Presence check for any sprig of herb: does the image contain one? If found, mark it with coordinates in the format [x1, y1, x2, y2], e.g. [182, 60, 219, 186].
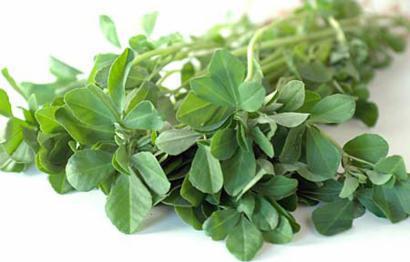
[1, 0, 410, 261]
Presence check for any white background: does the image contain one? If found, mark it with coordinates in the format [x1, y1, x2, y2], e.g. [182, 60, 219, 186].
[1, 1, 410, 261]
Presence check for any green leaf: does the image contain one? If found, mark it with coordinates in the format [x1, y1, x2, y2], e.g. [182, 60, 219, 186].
[191, 50, 244, 108]
[131, 152, 170, 195]
[175, 206, 203, 230]
[298, 61, 332, 83]
[48, 173, 74, 194]
[108, 48, 133, 110]
[0, 88, 12, 117]
[237, 194, 256, 218]
[189, 143, 224, 194]
[238, 81, 265, 112]
[55, 106, 115, 145]
[181, 175, 204, 207]
[99, 15, 121, 48]
[375, 156, 408, 180]
[64, 87, 117, 128]
[263, 216, 293, 244]
[211, 128, 238, 160]
[35, 105, 63, 134]
[339, 174, 360, 198]
[49, 56, 82, 80]
[251, 127, 274, 157]
[277, 80, 305, 112]
[255, 176, 298, 200]
[344, 134, 389, 163]
[270, 112, 309, 128]
[306, 127, 341, 179]
[226, 216, 263, 261]
[312, 199, 354, 236]
[106, 174, 152, 234]
[66, 149, 114, 192]
[252, 196, 279, 231]
[310, 94, 356, 124]
[156, 128, 200, 155]
[366, 170, 392, 185]
[223, 148, 256, 196]
[125, 81, 158, 114]
[176, 92, 232, 131]
[141, 12, 158, 36]
[373, 185, 408, 223]
[279, 124, 306, 163]
[203, 208, 241, 240]
[123, 101, 163, 130]
[395, 180, 410, 214]
[355, 100, 378, 127]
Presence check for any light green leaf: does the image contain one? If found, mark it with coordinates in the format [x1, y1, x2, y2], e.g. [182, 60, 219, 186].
[238, 81, 265, 112]
[203, 208, 241, 240]
[141, 12, 158, 36]
[270, 112, 309, 128]
[344, 134, 389, 164]
[99, 15, 121, 48]
[55, 106, 115, 145]
[66, 149, 114, 191]
[366, 170, 392, 185]
[108, 48, 133, 110]
[156, 128, 200, 155]
[64, 87, 117, 128]
[105, 174, 152, 234]
[277, 80, 305, 112]
[223, 148, 256, 196]
[312, 199, 354, 236]
[189, 143, 224, 194]
[306, 127, 341, 179]
[176, 92, 232, 131]
[310, 94, 355, 124]
[211, 128, 238, 160]
[49, 56, 82, 80]
[0, 88, 12, 117]
[123, 100, 163, 130]
[191, 50, 244, 108]
[251, 127, 274, 158]
[375, 156, 408, 181]
[339, 174, 360, 198]
[131, 152, 170, 195]
[226, 216, 263, 261]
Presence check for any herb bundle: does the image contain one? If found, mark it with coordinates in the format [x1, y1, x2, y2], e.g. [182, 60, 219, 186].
[1, 0, 410, 260]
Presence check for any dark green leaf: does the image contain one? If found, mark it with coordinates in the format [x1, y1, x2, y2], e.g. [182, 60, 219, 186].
[312, 199, 354, 236]
[310, 94, 355, 124]
[344, 134, 388, 164]
[203, 208, 241, 240]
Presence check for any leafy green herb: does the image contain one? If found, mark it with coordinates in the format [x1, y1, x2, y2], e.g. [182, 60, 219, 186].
[1, 1, 410, 261]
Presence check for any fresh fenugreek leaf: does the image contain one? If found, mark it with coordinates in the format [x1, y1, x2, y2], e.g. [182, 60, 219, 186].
[66, 149, 114, 192]
[156, 128, 200, 155]
[105, 173, 152, 234]
[263, 216, 293, 244]
[189, 143, 223, 194]
[131, 152, 170, 195]
[310, 94, 356, 124]
[312, 199, 355, 236]
[0, 88, 13, 117]
[141, 12, 158, 36]
[49, 56, 82, 80]
[211, 127, 238, 160]
[277, 80, 305, 112]
[203, 208, 241, 241]
[226, 216, 263, 261]
[99, 15, 121, 48]
[344, 134, 389, 164]
[123, 100, 163, 130]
